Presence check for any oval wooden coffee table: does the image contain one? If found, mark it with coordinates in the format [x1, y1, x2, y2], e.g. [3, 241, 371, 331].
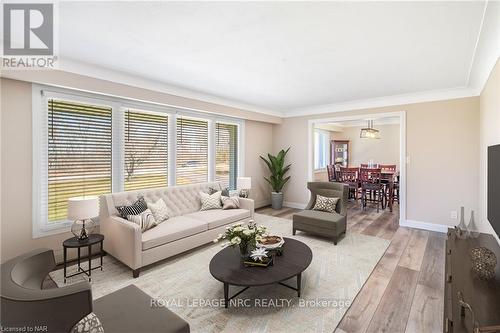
[209, 237, 312, 308]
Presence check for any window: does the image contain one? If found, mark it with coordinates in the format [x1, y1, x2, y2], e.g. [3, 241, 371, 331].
[33, 86, 243, 236]
[215, 122, 238, 190]
[47, 99, 112, 222]
[314, 129, 329, 170]
[176, 117, 209, 185]
[124, 110, 168, 190]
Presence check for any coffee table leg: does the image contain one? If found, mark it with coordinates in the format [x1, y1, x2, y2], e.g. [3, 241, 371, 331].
[100, 241, 103, 271]
[88, 245, 92, 282]
[63, 247, 67, 283]
[77, 247, 81, 271]
[224, 283, 229, 308]
[297, 273, 302, 297]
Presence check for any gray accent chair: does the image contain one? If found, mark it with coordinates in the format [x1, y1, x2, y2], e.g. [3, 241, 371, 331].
[292, 182, 348, 245]
[1, 248, 190, 333]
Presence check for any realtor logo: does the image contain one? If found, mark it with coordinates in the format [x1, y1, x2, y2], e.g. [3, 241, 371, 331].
[3, 3, 53, 55]
[2, 2, 57, 69]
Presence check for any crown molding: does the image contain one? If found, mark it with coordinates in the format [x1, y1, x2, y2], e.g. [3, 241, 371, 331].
[58, 58, 286, 118]
[284, 86, 480, 118]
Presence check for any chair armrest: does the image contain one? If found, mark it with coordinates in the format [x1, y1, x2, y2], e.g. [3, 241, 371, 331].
[100, 216, 142, 269]
[239, 198, 254, 218]
[1, 282, 92, 333]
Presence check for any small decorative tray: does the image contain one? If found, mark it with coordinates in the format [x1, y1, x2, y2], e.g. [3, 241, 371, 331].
[257, 236, 285, 250]
[243, 256, 274, 267]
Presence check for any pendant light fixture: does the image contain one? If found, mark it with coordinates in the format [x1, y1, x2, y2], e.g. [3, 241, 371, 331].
[360, 120, 380, 139]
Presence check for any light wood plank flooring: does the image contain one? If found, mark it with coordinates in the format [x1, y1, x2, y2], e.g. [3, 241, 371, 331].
[256, 201, 446, 333]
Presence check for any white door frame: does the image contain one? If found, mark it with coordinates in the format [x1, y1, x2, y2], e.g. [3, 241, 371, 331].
[307, 111, 407, 224]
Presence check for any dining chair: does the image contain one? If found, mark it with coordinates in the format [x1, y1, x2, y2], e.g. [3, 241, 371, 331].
[380, 164, 399, 206]
[361, 163, 379, 169]
[326, 164, 336, 182]
[379, 164, 396, 172]
[338, 167, 360, 202]
[359, 168, 384, 212]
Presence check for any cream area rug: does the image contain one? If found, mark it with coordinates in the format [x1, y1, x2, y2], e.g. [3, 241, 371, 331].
[50, 213, 389, 333]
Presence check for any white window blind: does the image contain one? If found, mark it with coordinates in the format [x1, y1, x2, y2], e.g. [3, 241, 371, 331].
[176, 117, 209, 185]
[314, 130, 329, 170]
[124, 109, 168, 191]
[215, 122, 238, 190]
[47, 99, 112, 222]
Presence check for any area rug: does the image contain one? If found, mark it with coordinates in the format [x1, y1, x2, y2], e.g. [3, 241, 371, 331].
[50, 213, 389, 333]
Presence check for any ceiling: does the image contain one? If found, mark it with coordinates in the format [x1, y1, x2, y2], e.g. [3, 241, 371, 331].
[54, 1, 498, 116]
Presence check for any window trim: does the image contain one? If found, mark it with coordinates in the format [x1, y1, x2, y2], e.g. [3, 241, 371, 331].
[32, 84, 245, 238]
[313, 129, 330, 171]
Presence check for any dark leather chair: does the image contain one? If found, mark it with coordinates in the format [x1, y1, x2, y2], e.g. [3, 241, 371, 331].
[1, 249, 190, 333]
[292, 182, 348, 245]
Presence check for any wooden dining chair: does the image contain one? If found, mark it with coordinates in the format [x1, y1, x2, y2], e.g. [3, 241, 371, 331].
[380, 164, 399, 205]
[359, 168, 384, 212]
[326, 164, 336, 182]
[379, 164, 396, 172]
[361, 163, 379, 169]
[338, 167, 360, 202]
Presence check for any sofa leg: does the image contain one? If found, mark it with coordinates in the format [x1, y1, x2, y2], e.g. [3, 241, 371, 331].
[133, 268, 141, 278]
[333, 237, 338, 245]
[292, 229, 296, 235]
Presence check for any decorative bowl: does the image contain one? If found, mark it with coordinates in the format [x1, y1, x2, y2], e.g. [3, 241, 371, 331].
[257, 236, 285, 250]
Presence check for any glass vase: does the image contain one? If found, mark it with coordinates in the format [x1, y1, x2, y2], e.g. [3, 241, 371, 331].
[239, 243, 248, 259]
[456, 206, 469, 239]
[468, 210, 480, 238]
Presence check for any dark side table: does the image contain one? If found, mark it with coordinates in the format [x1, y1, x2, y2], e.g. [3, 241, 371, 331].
[63, 234, 104, 283]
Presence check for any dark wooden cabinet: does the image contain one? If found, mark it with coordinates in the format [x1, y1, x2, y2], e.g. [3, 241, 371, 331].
[331, 140, 349, 167]
[444, 230, 500, 332]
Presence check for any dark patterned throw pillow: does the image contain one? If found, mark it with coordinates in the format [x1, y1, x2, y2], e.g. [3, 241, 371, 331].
[116, 196, 148, 219]
[312, 195, 339, 213]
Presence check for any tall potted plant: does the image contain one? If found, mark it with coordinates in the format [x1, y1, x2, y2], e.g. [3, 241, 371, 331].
[260, 148, 291, 209]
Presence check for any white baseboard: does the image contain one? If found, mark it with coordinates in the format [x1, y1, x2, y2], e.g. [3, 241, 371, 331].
[254, 200, 271, 209]
[400, 219, 449, 233]
[283, 201, 307, 209]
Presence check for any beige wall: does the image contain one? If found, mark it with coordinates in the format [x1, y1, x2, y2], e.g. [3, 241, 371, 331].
[245, 120, 274, 208]
[0, 78, 273, 262]
[273, 97, 480, 228]
[331, 124, 400, 168]
[479, 59, 500, 237]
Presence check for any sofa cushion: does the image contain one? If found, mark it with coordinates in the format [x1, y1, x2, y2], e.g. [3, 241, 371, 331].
[142, 216, 207, 250]
[293, 210, 345, 229]
[185, 209, 250, 229]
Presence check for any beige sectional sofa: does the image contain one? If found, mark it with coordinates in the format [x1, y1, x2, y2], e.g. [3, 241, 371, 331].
[99, 182, 254, 277]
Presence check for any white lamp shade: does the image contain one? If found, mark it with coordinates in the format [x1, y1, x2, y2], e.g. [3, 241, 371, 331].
[237, 177, 252, 190]
[67, 196, 99, 220]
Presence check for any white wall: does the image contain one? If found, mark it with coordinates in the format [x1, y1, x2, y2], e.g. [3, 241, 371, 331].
[479, 59, 500, 237]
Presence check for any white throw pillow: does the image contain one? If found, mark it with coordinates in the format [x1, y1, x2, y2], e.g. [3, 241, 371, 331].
[312, 195, 339, 213]
[127, 209, 158, 232]
[200, 191, 222, 211]
[221, 196, 240, 210]
[148, 198, 169, 223]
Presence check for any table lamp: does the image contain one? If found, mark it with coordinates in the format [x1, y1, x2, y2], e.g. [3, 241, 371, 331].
[67, 196, 99, 240]
[237, 177, 252, 198]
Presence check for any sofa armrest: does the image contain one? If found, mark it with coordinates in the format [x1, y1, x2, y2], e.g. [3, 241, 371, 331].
[100, 216, 142, 270]
[239, 198, 254, 218]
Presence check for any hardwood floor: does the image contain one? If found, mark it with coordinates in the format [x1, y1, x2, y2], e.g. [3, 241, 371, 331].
[256, 201, 446, 333]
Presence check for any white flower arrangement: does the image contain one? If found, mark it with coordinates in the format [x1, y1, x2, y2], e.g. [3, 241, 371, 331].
[213, 220, 267, 254]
